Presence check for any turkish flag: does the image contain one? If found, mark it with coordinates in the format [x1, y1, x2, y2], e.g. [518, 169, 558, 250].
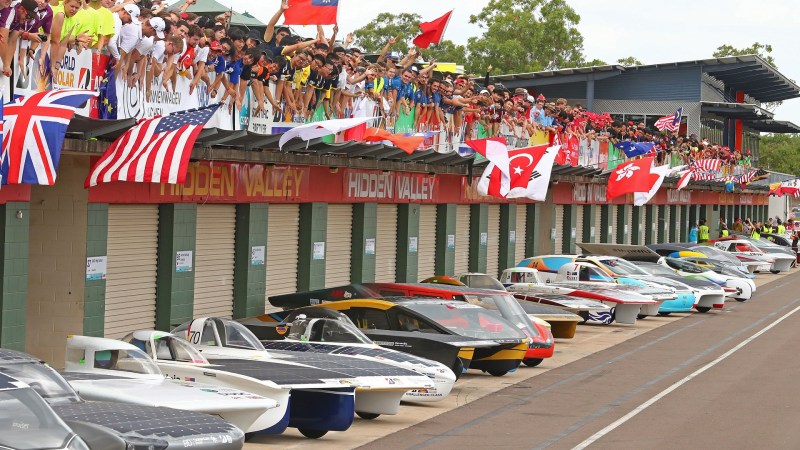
[412, 11, 453, 48]
[606, 157, 661, 200]
[283, 0, 339, 25]
[506, 144, 560, 201]
[362, 127, 425, 154]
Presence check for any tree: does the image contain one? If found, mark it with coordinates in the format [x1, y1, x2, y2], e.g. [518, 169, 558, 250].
[465, 0, 588, 74]
[713, 42, 777, 68]
[419, 40, 467, 65]
[616, 56, 642, 67]
[757, 134, 800, 174]
[352, 13, 421, 53]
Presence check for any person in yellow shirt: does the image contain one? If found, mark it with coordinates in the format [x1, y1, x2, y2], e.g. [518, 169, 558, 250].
[89, 0, 113, 50]
[50, 0, 87, 74]
[698, 219, 710, 243]
[73, 0, 100, 49]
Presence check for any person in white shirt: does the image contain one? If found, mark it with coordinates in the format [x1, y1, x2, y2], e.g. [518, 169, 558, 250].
[107, 3, 140, 74]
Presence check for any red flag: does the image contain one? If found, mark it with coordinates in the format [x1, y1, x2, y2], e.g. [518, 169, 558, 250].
[412, 10, 453, 48]
[362, 127, 425, 154]
[506, 144, 550, 190]
[606, 157, 660, 200]
[467, 137, 511, 197]
[282, 0, 339, 25]
[343, 123, 367, 141]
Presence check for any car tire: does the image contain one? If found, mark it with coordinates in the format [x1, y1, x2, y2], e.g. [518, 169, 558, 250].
[487, 369, 509, 377]
[523, 358, 543, 367]
[696, 306, 711, 313]
[658, 312, 671, 316]
[356, 412, 381, 420]
[637, 314, 647, 320]
[298, 428, 328, 439]
[771, 270, 780, 274]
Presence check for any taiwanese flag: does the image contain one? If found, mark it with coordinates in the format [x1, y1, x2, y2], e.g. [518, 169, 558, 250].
[283, 0, 338, 25]
[606, 157, 661, 200]
[412, 10, 453, 48]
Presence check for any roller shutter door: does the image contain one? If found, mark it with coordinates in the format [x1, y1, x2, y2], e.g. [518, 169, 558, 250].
[575, 206, 584, 246]
[266, 204, 300, 307]
[375, 204, 398, 282]
[611, 205, 619, 244]
[454, 205, 471, 275]
[418, 205, 437, 279]
[663, 207, 671, 243]
[105, 205, 159, 338]
[555, 205, 564, 254]
[486, 205, 500, 278]
[627, 206, 634, 245]
[194, 205, 236, 319]
[325, 204, 353, 287]
[515, 206, 527, 264]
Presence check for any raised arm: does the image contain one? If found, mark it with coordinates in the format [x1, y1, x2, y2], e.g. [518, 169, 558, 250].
[264, 0, 289, 42]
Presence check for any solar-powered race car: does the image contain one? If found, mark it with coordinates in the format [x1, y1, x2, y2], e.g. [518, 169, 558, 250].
[171, 317, 436, 422]
[0, 372, 91, 450]
[295, 298, 529, 376]
[62, 335, 284, 434]
[0, 349, 244, 449]
[239, 307, 457, 402]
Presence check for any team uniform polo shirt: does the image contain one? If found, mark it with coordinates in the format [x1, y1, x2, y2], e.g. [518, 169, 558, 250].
[93, 5, 113, 39]
[73, 6, 100, 46]
[150, 40, 166, 63]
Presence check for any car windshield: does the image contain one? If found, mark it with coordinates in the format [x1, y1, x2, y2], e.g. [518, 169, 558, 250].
[0, 387, 78, 450]
[125, 332, 210, 364]
[459, 275, 506, 291]
[0, 363, 80, 406]
[690, 246, 741, 264]
[596, 258, 648, 276]
[91, 348, 162, 376]
[219, 319, 266, 351]
[638, 263, 677, 277]
[664, 258, 705, 274]
[290, 318, 373, 344]
[463, 294, 539, 338]
[403, 303, 526, 340]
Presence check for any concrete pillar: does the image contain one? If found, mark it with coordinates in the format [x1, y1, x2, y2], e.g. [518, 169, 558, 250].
[499, 204, 517, 272]
[583, 205, 597, 244]
[616, 205, 629, 244]
[600, 205, 613, 243]
[233, 204, 268, 319]
[156, 203, 196, 331]
[297, 203, 327, 291]
[631, 206, 643, 245]
[352, 203, 377, 283]
[396, 204, 420, 282]
[469, 204, 488, 273]
[563, 204, 577, 254]
[434, 204, 456, 276]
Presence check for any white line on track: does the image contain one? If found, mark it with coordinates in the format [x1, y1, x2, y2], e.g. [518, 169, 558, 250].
[572, 303, 800, 450]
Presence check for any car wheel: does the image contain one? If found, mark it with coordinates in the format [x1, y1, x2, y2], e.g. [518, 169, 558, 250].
[578, 311, 590, 324]
[298, 428, 328, 439]
[523, 358, 543, 367]
[696, 306, 711, 313]
[356, 412, 381, 420]
[487, 369, 509, 377]
[771, 270, 780, 274]
[658, 312, 671, 316]
[637, 314, 647, 319]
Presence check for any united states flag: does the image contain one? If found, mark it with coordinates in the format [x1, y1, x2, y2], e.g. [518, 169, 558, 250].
[2, 90, 97, 185]
[691, 158, 722, 172]
[654, 107, 682, 132]
[86, 104, 220, 187]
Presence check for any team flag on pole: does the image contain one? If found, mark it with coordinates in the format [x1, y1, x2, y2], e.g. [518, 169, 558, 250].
[85, 104, 220, 187]
[633, 163, 670, 206]
[2, 90, 97, 185]
[282, 0, 339, 25]
[654, 107, 682, 132]
[412, 10, 453, 48]
[606, 157, 662, 201]
[467, 137, 512, 198]
[505, 144, 559, 201]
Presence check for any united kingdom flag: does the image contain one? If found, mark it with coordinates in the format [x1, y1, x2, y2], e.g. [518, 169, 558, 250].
[1, 90, 97, 185]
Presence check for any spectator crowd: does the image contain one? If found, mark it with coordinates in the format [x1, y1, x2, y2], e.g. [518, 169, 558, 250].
[0, 0, 754, 172]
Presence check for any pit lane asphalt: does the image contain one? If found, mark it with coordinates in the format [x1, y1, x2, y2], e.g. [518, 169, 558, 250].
[245, 270, 799, 449]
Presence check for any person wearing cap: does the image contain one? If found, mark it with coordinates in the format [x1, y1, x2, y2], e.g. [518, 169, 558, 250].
[12, 0, 53, 75]
[0, 0, 39, 76]
[106, 1, 141, 75]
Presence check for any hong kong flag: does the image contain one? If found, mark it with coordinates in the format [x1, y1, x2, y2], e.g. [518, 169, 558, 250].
[606, 157, 661, 200]
[283, 0, 338, 25]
